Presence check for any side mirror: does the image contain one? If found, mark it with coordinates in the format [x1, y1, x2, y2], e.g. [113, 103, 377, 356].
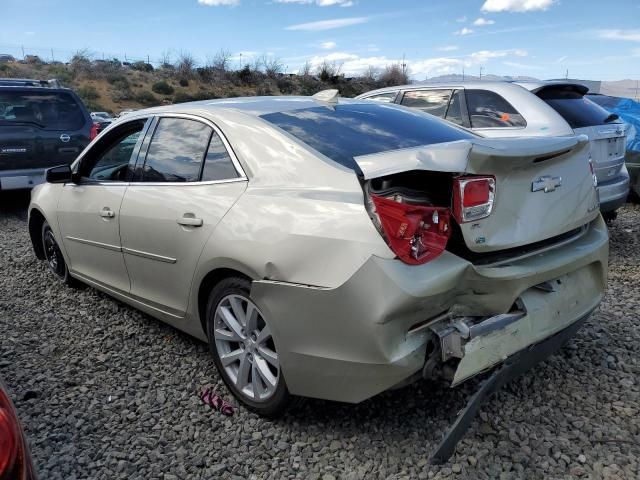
[45, 165, 73, 184]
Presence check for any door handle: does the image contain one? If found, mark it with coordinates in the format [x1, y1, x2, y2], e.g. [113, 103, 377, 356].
[100, 208, 115, 218]
[177, 214, 203, 227]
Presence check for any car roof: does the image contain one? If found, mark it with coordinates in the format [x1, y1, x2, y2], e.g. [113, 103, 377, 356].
[131, 95, 371, 118]
[356, 81, 531, 98]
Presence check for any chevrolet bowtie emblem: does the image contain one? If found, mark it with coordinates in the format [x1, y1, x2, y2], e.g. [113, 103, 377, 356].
[532, 175, 562, 193]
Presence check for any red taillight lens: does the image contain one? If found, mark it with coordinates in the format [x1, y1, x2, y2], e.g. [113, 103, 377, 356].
[89, 122, 99, 140]
[453, 176, 496, 223]
[0, 390, 22, 480]
[371, 195, 451, 265]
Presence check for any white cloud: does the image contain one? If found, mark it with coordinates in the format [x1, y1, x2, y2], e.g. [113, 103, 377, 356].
[435, 45, 459, 52]
[473, 17, 495, 26]
[454, 28, 474, 36]
[197, 0, 240, 5]
[302, 48, 529, 78]
[481, 0, 556, 12]
[275, 0, 354, 5]
[456, 16, 467, 23]
[597, 29, 640, 42]
[320, 41, 337, 49]
[286, 16, 369, 30]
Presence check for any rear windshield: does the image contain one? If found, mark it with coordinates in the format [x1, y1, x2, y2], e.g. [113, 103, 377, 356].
[0, 90, 85, 130]
[261, 103, 474, 170]
[536, 87, 614, 129]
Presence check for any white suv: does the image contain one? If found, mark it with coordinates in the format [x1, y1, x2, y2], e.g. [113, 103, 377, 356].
[357, 81, 629, 219]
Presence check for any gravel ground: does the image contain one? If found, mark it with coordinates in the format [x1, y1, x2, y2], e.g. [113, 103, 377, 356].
[1, 191, 639, 480]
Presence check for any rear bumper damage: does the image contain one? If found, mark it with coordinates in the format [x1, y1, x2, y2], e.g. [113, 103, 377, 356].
[251, 215, 608, 403]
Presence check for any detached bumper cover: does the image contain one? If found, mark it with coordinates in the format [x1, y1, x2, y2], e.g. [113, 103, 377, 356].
[251, 216, 608, 403]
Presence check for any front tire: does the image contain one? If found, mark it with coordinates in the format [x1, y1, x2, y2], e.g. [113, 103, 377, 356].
[206, 277, 291, 417]
[41, 221, 81, 288]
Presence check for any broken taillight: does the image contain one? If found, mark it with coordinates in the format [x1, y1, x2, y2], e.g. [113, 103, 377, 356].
[371, 195, 451, 265]
[452, 176, 496, 223]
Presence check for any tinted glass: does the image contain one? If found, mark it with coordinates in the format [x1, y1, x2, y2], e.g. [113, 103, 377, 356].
[401, 89, 452, 117]
[0, 91, 85, 130]
[261, 103, 475, 170]
[537, 88, 615, 128]
[445, 90, 464, 126]
[201, 132, 239, 181]
[466, 89, 526, 128]
[143, 118, 211, 182]
[366, 92, 397, 103]
[88, 131, 142, 181]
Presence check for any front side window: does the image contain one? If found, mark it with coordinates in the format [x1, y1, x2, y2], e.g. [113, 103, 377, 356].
[465, 89, 527, 128]
[261, 103, 475, 170]
[79, 119, 147, 181]
[0, 91, 85, 130]
[142, 118, 211, 182]
[401, 89, 453, 117]
[365, 92, 398, 103]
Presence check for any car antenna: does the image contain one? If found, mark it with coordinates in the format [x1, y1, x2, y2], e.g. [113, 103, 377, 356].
[312, 89, 339, 109]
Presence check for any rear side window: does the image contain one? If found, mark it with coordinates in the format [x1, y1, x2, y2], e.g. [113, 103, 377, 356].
[261, 103, 475, 170]
[0, 91, 85, 130]
[401, 89, 452, 117]
[466, 89, 526, 128]
[364, 92, 397, 103]
[445, 90, 465, 126]
[537, 87, 614, 128]
[143, 117, 211, 182]
[201, 132, 239, 181]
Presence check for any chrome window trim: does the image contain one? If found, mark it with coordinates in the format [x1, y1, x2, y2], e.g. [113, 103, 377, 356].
[138, 112, 248, 183]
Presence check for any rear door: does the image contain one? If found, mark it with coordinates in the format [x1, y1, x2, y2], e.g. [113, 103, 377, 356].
[535, 85, 626, 183]
[119, 115, 247, 316]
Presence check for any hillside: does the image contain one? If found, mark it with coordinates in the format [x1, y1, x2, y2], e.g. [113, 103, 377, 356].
[0, 54, 404, 115]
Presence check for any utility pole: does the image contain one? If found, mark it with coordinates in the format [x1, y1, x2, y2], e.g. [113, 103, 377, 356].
[462, 67, 465, 81]
[147, 54, 150, 64]
[21, 45, 25, 60]
[565, 68, 568, 80]
[51, 48, 54, 62]
[479, 66, 483, 80]
[401, 53, 407, 77]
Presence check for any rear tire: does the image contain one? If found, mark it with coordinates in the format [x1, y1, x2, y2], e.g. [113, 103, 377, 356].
[41, 221, 82, 288]
[206, 277, 292, 417]
[602, 210, 617, 224]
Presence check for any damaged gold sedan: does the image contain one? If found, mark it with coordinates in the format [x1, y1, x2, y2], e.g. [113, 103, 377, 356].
[28, 92, 607, 428]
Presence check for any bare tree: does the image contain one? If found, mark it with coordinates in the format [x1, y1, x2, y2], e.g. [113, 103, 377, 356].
[300, 61, 313, 78]
[176, 50, 196, 78]
[380, 63, 409, 87]
[210, 48, 232, 72]
[364, 65, 380, 82]
[317, 60, 342, 82]
[159, 50, 173, 69]
[261, 54, 283, 78]
[70, 48, 94, 76]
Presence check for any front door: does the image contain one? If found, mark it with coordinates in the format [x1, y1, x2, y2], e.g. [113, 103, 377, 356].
[57, 118, 148, 291]
[119, 115, 246, 316]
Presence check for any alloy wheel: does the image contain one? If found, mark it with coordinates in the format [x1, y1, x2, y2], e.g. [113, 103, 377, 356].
[213, 294, 279, 401]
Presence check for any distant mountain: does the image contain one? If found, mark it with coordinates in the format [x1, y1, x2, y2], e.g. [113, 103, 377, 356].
[422, 74, 539, 83]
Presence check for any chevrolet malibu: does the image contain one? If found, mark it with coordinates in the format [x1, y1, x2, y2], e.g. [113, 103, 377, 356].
[28, 94, 608, 416]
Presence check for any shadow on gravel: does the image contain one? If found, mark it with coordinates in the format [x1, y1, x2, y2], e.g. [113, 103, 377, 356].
[0, 190, 30, 220]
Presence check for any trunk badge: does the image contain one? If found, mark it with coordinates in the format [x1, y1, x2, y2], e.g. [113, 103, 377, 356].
[59, 134, 71, 143]
[532, 175, 562, 193]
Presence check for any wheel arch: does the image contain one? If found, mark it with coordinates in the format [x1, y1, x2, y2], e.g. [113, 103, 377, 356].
[197, 266, 253, 337]
[28, 207, 48, 259]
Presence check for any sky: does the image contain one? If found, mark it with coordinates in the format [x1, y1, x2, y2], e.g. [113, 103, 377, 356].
[1, 0, 639, 81]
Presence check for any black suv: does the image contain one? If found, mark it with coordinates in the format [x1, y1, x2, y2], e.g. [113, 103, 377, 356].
[0, 78, 95, 190]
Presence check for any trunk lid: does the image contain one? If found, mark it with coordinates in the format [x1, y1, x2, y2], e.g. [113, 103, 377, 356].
[574, 124, 626, 183]
[356, 135, 599, 254]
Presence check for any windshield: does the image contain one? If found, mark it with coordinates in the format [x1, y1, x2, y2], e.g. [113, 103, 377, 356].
[0, 90, 85, 130]
[536, 87, 615, 129]
[261, 103, 475, 170]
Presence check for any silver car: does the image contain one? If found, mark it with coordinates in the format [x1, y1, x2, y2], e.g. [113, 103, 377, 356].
[28, 94, 608, 415]
[357, 81, 629, 219]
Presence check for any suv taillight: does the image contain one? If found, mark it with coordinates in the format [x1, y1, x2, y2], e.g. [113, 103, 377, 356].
[371, 195, 451, 265]
[452, 176, 496, 223]
[90, 123, 99, 140]
[0, 389, 23, 480]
